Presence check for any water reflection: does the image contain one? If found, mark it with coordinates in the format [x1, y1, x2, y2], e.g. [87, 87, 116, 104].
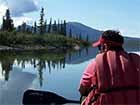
[0, 67, 36, 105]
[0, 45, 138, 86]
[0, 51, 15, 81]
[0, 47, 97, 86]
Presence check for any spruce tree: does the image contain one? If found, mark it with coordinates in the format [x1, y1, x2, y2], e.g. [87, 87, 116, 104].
[57, 19, 60, 33]
[60, 20, 64, 35]
[69, 28, 72, 38]
[48, 18, 52, 33]
[63, 20, 67, 36]
[31, 26, 34, 33]
[21, 22, 26, 33]
[2, 16, 6, 31]
[17, 26, 21, 32]
[34, 21, 37, 34]
[52, 20, 57, 33]
[39, 7, 44, 34]
[2, 9, 14, 31]
[44, 20, 47, 33]
[26, 27, 31, 33]
[59, 20, 67, 36]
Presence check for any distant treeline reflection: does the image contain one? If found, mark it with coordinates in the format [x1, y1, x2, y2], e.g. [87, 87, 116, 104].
[0, 45, 139, 87]
[0, 48, 93, 87]
[0, 50, 67, 81]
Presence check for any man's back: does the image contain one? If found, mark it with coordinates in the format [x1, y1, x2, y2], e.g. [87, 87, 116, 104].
[94, 50, 140, 105]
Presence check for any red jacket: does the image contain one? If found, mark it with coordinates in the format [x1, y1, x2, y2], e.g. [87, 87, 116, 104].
[80, 51, 140, 105]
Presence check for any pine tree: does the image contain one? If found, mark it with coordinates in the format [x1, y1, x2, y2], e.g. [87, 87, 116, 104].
[63, 20, 67, 36]
[17, 26, 21, 32]
[2, 16, 6, 31]
[2, 9, 14, 31]
[34, 21, 37, 34]
[31, 26, 34, 33]
[21, 22, 26, 33]
[48, 18, 52, 33]
[39, 7, 45, 34]
[69, 28, 72, 38]
[52, 20, 57, 33]
[60, 20, 64, 34]
[57, 19, 60, 33]
[59, 20, 67, 35]
[26, 27, 31, 33]
[44, 20, 47, 33]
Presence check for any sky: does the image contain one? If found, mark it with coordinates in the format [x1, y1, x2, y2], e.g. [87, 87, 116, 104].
[0, 0, 140, 37]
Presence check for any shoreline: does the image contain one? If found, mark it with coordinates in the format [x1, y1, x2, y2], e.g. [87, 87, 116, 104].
[0, 45, 81, 51]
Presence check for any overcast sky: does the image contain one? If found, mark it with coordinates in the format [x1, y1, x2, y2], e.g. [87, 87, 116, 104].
[0, 0, 140, 37]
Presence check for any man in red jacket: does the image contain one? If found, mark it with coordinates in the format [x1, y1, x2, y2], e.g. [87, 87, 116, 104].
[79, 30, 140, 105]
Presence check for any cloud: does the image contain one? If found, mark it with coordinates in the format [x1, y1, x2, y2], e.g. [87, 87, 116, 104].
[0, 1, 8, 24]
[6, 0, 39, 17]
[0, 4, 7, 16]
[0, 0, 39, 26]
[13, 17, 33, 27]
[0, 0, 39, 17]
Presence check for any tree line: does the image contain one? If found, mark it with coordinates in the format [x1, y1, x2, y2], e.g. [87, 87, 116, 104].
[0, 7, 90, 46]
[0, 8, 67, 36]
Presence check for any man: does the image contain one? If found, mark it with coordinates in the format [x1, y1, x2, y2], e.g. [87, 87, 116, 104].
[79, 30, 140, 105]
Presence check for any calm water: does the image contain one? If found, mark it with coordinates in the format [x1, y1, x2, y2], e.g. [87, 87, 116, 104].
[0, 46, 139, 105]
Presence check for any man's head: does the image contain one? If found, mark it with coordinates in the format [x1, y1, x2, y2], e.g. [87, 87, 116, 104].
[93, 30, 124, 52]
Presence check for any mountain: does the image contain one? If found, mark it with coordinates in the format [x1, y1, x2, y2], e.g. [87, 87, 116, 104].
[66, 22, 140, 48]
[66, 22, 102, 42]
[123, 36, 140, 51]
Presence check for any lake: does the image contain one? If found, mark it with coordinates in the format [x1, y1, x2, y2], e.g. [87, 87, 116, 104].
[0, 46, 139, 105]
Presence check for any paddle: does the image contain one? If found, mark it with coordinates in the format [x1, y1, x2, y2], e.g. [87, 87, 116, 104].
[22, 89, 80, 105]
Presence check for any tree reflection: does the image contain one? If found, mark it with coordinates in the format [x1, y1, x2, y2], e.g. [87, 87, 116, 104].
[36, 60, 46, 87]
[0, 47, 92, 87]
[0, 46, 138, 87]
[0, 50, 67, 87]
[0, 51, 15, 81]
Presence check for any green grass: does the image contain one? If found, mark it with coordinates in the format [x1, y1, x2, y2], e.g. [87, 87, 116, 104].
[0, 31, 90, 49]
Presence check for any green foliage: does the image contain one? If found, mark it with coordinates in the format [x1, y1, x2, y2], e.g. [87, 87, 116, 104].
[48, 18, 52, 33]
[34, 21, 37, 33]
[59, 20, 66, 36]
[1, 9, 14, 31]
[52, 20, 57, 33]
[39, 7, 45, 34]
[0, 32, 33, 46]
[0, 32, 90, 49]
[69, 28, 72, 38]
[63, 20, 67, 36]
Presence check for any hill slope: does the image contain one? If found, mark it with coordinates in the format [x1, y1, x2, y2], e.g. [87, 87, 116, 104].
[66, 22, 102, 42]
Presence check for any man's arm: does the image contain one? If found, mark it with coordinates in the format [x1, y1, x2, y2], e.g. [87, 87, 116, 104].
[78, 60, 97, 96]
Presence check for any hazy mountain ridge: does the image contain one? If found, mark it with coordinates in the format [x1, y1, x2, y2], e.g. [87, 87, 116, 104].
[67, 22, 140, 42]
[66, 22, 102, 42]
[123, 37, 140, 51]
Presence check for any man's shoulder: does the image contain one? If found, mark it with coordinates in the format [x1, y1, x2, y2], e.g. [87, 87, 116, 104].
[128, 52, 140, 68]
[89, 59, 97, 65]
[128, 52, 140, 58]
[95, 52, 105, 58]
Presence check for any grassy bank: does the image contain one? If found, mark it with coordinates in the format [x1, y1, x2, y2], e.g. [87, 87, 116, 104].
[0, 31, 90, 50]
